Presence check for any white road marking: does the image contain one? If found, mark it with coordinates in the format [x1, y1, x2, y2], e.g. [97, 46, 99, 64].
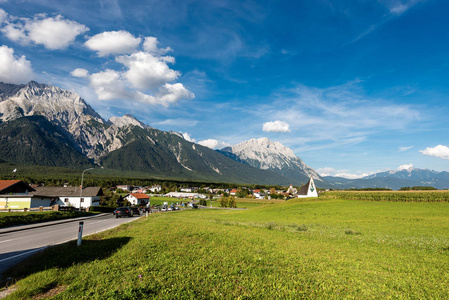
[0, 247, 47, 263]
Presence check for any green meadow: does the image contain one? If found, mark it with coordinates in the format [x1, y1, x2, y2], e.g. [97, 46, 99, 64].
[2, 198, 449, 299]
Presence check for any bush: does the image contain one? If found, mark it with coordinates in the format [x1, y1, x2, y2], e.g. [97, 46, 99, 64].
[198, 199, 208, 206]
[219, 196, 237, 208]
[89, 206, 115, 213]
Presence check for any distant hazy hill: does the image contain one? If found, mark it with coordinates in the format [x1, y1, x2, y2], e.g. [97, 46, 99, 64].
[324, 167, 449, 190]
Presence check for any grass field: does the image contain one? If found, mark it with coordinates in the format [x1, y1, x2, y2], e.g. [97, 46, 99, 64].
[2, 197, 449, 299]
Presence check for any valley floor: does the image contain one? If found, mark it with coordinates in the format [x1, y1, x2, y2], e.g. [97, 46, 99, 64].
[2, 198, 449, 299]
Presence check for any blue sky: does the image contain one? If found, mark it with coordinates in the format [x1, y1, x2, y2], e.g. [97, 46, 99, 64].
[1, 0, 449, 178]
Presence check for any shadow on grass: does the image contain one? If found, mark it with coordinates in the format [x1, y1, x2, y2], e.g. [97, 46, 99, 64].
[0, 236, 131, 288]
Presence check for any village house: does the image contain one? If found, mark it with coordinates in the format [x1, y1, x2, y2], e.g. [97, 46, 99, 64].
[0, 180, 40, 209]
[286, 185, 298, 196]
[229, 189, 237, 196]
[32, 186, 103, 209]
[148, 185, 162, 193]
[252, 189, 268, 199]
[0, 180, 102, 210]
[125, 193, 150, 206]
[116, 185, 132, 192]
[164, 192, 207, 199]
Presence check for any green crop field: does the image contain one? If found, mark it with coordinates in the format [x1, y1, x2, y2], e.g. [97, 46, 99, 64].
[2, 197, 449, 299]
[322, 190, 449, 202]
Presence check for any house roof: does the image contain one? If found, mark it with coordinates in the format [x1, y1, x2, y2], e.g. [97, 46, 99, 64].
[298, 178, 312, 195]
[0, 180, 35, 194]
[129, 193, 150, 199]
[286, 185, 297, 195]
[32, 186, 103, 197]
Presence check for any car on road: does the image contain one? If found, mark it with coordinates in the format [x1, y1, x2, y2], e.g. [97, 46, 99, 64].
[131, 207, 140, 215]
[115, 207, 133, 218]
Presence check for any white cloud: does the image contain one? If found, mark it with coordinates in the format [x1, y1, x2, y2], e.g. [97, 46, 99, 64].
[80, 30, 193, 106]
[262, 120, 291, 133]
[316, 167, 374, 179]
[0, 8, 7, 24]
[198, 139, 231, 149]
[399, 146, 414, 152]
[143, 36, 172, 55]
[26, 15, 88, 49]
[2, 14, 88, 49]
[84, 31, 141, 57]
[181, 132, 196, 143]
[0, 45, 33, 84]
[386, 0, 425, 15]
[398, 163, 413, 171]
[116, 51, 179, 90]
[258, 82, 421, 151]
[136, 83, 194, 106]
[89, 69, 129, 100]
[1, 23, 27, 44]
[419, 145, 449, 160]
[70, 68, 89, 78]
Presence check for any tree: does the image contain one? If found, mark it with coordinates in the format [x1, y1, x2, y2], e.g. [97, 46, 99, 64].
[219, 196, 236, 208]
[236, 189, 248, 198]
[100, 188, 121, 207]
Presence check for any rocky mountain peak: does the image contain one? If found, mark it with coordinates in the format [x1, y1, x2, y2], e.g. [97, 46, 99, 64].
[222, 137, 322, 183]
[0, 81, 104, 124]
[108, 114, 150, 129]
[230, 137, 297, 161]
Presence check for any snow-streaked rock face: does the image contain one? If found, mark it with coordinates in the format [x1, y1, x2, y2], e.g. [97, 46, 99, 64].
[0, 81, 103, 124]
[0, 81, 138, 160]
[225, 137, 322, 181]
[109, 114, 150, 129]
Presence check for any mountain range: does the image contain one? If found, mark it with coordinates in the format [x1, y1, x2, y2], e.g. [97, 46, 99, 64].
[0, 81, 298, 185]
[324, 167, 449, 190]
[1, 81, 449, 189]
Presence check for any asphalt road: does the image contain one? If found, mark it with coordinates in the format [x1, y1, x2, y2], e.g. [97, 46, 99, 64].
[0, 213, 140, 277]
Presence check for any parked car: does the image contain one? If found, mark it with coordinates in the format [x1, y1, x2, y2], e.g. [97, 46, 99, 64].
[142, 207, 151, 213]
[115, 207, 133, 218]
[131, 207, 140, 215]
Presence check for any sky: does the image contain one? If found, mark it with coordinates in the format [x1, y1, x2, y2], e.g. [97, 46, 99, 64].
[1, 0, 449, 179]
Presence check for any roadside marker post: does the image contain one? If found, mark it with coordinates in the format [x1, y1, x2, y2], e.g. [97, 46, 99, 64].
[77, 221, 84, 247]
[146, 210, 148, 217]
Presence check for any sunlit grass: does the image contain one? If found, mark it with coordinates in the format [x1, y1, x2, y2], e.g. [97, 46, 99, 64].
[3, 198, 449, 299]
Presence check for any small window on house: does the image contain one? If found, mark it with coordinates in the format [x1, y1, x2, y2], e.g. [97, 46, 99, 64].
[64, 198, 68, 203]
[80, 198, 84, 203]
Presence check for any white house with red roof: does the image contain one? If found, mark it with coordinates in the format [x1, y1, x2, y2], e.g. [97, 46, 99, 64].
[125, 193, 150, 206]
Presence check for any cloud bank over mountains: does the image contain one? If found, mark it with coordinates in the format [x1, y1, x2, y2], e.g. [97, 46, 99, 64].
[0, 8, 194, 107]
